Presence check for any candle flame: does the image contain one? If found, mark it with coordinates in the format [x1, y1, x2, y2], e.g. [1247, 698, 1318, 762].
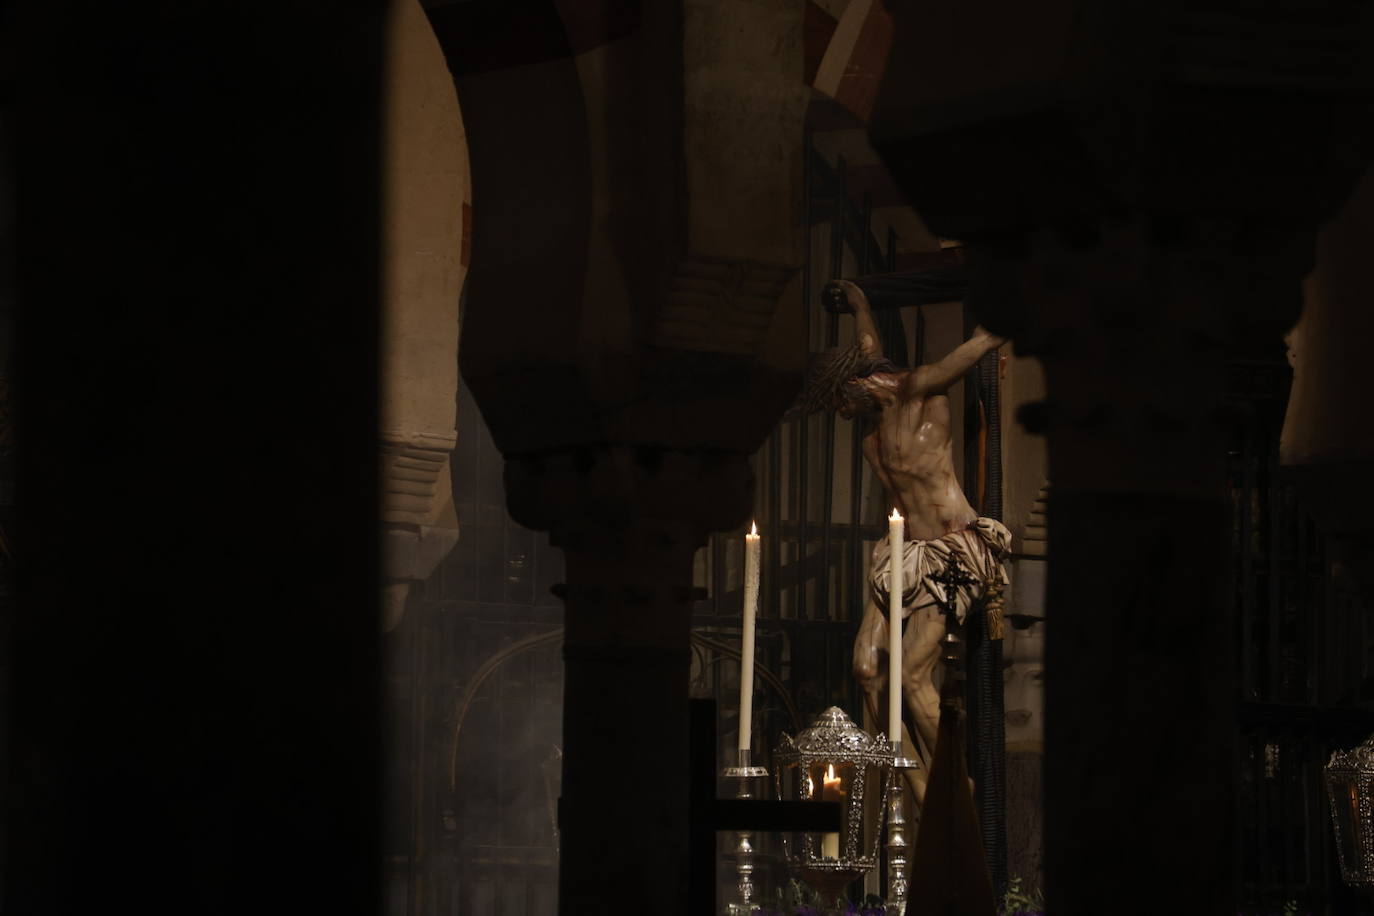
[890, 508, 903, 521]
[826, 763, 836, 781]
[749, 521, 758, 536]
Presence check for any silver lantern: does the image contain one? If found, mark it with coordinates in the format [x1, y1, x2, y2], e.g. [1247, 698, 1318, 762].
[774, 707, 893, 905]
[1327, 735, 1374, 896]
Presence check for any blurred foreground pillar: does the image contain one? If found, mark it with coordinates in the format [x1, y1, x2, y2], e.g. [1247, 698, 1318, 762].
[864, 1, 1374, 909]
[5, 2, 386, 913]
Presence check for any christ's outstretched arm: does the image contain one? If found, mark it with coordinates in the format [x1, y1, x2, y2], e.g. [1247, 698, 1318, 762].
[910, 326, 1005, 395]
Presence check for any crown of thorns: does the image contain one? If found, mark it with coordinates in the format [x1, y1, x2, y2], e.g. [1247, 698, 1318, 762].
[793, 342, 898, 415]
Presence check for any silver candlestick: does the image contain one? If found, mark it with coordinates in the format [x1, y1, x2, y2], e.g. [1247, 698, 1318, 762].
[723, 748, 769, 915]
[885, 741, 919, 916]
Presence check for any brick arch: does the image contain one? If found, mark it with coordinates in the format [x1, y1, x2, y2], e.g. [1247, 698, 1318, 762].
[810, 0, 895, 123]
[382, 0, 632, 631]
[379, 0, 471, 632]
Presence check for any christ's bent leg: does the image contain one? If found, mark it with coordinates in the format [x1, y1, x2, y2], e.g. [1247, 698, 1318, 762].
[854, 599, 925, 803]
[852, 598, 887, 737]
[901, 604, 945, 765]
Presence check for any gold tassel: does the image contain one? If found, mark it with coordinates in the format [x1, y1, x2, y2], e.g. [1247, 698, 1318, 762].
[984, 579, 1005, 641]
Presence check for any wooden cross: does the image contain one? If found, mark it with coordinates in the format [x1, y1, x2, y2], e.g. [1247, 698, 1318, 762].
[821, 251, 970, 313]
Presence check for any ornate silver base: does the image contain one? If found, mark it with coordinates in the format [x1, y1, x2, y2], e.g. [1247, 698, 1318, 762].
[886, 744, 919, 916]
[723, 749, 769, 914]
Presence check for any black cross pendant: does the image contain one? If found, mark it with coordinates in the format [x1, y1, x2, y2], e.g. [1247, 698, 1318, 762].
[925, 554, 978, 622]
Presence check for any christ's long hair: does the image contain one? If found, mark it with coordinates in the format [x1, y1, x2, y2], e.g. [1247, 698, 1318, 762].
[792, 342, 898, 417]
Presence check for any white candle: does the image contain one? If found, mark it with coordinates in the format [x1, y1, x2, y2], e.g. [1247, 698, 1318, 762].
[738, 522, 761, 753]
[888, 508, 904, 749]
[820, 763, 843, 858]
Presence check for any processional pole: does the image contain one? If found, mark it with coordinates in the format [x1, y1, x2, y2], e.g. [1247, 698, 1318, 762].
[904, 558, 998, 914]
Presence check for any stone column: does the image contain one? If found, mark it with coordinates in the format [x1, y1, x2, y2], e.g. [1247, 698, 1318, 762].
[427, 4, 810, 913]
[506, 446, 753, 911]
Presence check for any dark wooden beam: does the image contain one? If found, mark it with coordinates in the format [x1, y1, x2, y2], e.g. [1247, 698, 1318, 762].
[688, 698, 842, 912]
[714, 799, 843, 832]
[822, 258, 969, 312]
[806, 95, 865, 132]
[893, 247, 967, 274]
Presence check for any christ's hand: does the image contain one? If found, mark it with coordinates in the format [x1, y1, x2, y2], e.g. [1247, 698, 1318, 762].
[837, 280, 882, 358]
[837, 279, 871, 314]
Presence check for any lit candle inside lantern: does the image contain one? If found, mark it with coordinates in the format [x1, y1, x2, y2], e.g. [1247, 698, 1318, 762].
[738, 522, 761, 754]
[821, 763, 843, 858]
[888, 509, 904, 749]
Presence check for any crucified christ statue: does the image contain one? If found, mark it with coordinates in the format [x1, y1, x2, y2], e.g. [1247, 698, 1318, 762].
[800, 280, 1010, 810]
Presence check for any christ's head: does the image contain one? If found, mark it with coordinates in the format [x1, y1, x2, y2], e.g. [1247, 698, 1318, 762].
[836, 376, 885, 419]
[796, 343, 899, 417]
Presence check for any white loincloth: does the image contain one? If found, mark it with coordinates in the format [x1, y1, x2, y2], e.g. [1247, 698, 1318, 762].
[868, 517, 1012, 626]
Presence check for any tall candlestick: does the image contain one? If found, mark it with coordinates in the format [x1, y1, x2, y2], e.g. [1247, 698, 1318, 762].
[738, 522, 761, 753]
[888, 509, 904, 748]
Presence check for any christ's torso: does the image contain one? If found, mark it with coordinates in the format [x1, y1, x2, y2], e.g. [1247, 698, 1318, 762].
[860, 373, 977, 542]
